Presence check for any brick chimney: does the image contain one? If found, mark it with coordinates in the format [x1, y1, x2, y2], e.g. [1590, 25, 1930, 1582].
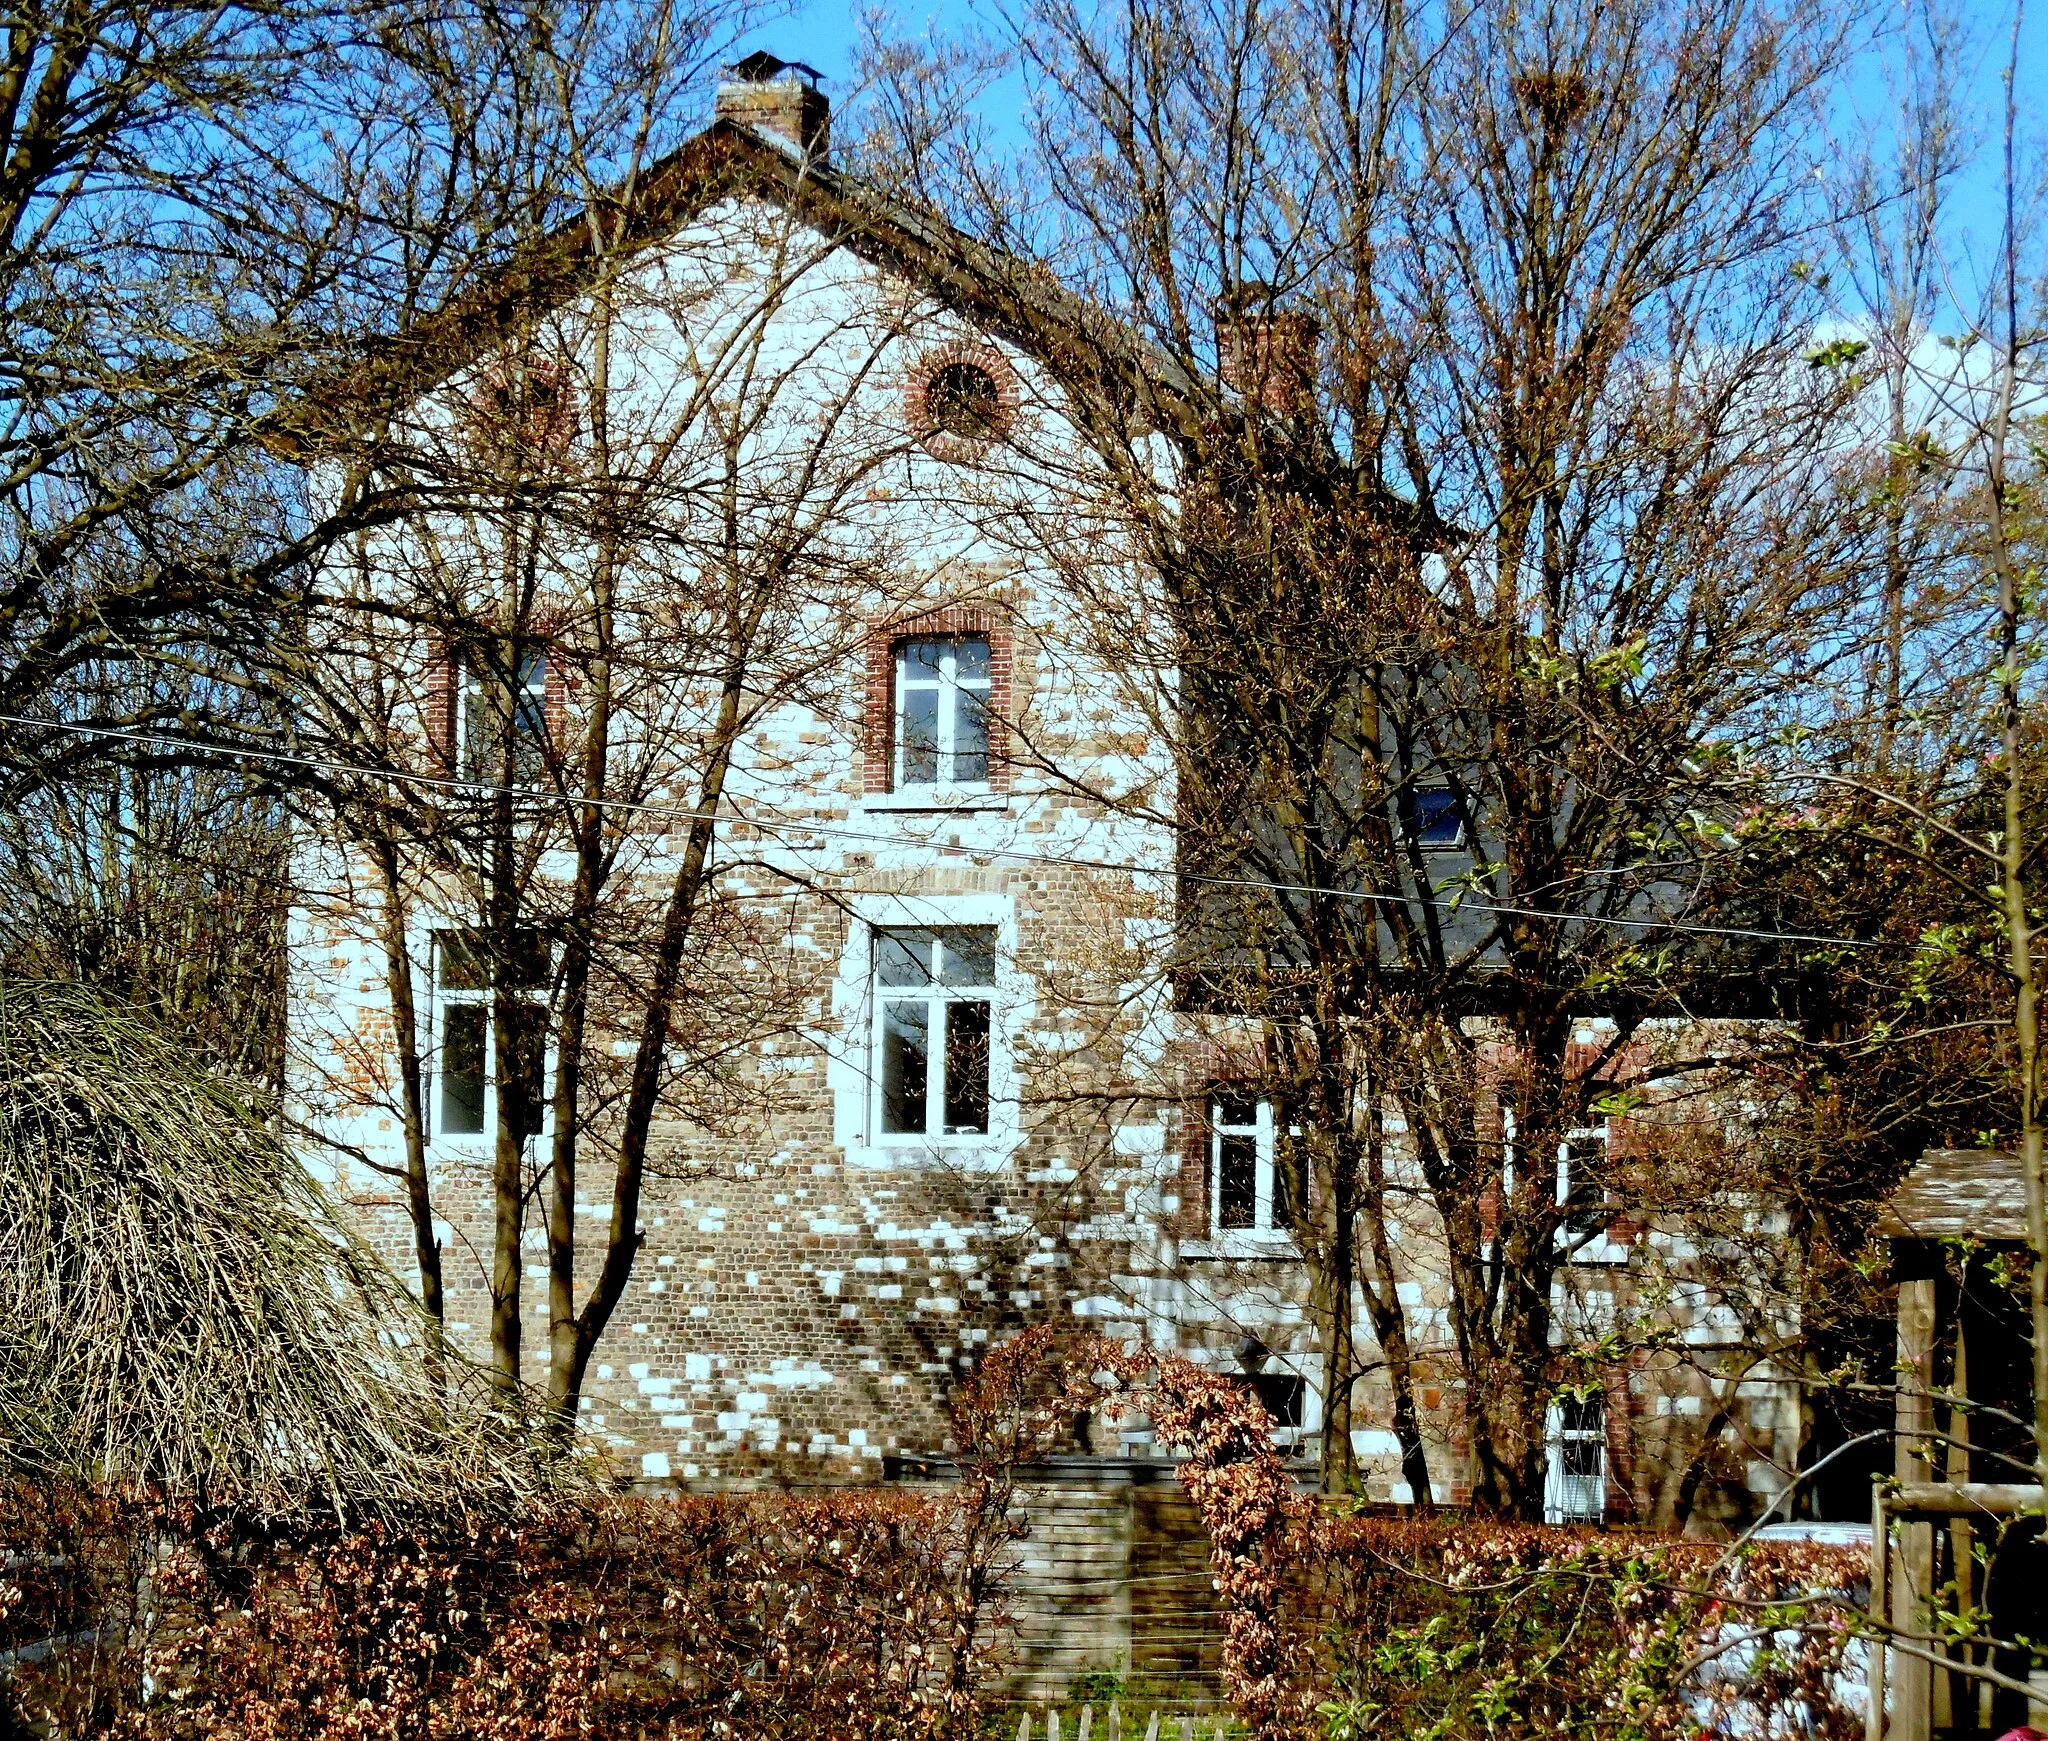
[1216, 281, 1320, 416]
[715, 52, 829, 161]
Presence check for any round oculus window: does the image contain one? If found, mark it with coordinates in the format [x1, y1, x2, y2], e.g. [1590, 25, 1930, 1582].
[924, 361, 1005, 440]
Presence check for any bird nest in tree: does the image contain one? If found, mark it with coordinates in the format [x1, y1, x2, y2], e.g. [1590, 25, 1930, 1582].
[0, 979, 574, 1520]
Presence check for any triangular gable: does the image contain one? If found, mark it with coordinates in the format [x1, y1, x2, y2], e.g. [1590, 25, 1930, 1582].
[272, 120, 1192, 456]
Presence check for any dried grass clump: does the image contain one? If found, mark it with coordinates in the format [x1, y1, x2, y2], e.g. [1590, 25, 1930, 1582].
[0, 978, 572, 1519]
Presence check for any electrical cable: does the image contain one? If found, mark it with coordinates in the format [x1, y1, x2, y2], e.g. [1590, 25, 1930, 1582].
[1, 713, 1913, 952]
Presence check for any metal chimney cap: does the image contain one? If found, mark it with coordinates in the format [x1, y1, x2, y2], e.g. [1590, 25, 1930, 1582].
[723, 51, 825, 87]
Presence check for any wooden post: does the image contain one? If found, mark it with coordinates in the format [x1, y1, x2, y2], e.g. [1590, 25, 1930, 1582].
[1870, 1485, 1889, 1741]
[1947, 1324, 1986, 1732]
[1893, 1277, 1937, 1741]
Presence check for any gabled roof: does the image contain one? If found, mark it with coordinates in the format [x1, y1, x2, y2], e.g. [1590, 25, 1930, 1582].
[273, 119, 1196, 455]
[1878, 1148, 2027, 1243]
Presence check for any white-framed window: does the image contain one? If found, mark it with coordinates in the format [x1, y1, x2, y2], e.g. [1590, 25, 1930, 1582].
[1557, 1121, 1628, 1262]
[875, 925, 996, 1140]
[895, 635, 990, 789]
[1543, 1393, 1608, 1524]
[1402, 785, 1465, 848]
[433, 927, 549, 1139]
[458, 648, 548, 783]
[1211, 1098, 1302, 1237]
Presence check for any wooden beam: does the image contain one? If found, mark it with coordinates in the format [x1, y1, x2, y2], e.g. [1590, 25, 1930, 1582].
[1889, 1483, 2046, 1517]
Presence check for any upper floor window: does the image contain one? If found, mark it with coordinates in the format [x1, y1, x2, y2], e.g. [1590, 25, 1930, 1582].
[1212, 1097, 1301, 1236]
[434, 927, 548, 1139]
[875, 925, 995, 1140]
[896, 635, 990, 790]
[908, 344, 1018, 461]
[459, 649, 548, 784]
[1402, 785, 1464, 848]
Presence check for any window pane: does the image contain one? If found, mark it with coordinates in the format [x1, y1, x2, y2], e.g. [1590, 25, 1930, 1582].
[437, 931, 488, 991]
[1218, 1132, 1257, 1229]
[1559, 1133, 1608, 1235]
[876, 929, 934, 986]
[1274, 1139, 1304, 1230]
[1560, 1436, 1605, 1478]
[500, 928, 550, 990]
[943, 999, 990, 1134]
[1251, 1373, 1305, 1429]
[1560, 1394, 1603, 1434]
[1214, 1098, 1257, 1131]
[440, 1004, 487, 1134]
[899, 637, 946, 681]
[881, 1000, 930, 1134]
[1406, 787, 1463, 846]
[953, 634, 990, 683]
[936, 927, 996, 987]
[950, 686, 989, 783]
[500, 1001, 548, 1139]
[511, 669, 547, 779]
[460, 687, 494, 780]
[899, 685, 939, 785]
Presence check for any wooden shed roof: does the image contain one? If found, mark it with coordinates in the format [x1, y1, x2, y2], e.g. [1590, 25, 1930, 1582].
[1877, 1149, 2029, 1243]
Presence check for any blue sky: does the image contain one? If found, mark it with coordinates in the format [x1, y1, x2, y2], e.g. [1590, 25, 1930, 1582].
[731, 0, 2042, 289]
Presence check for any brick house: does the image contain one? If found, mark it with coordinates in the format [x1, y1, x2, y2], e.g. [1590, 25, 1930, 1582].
[285, 53, 1802, 1528]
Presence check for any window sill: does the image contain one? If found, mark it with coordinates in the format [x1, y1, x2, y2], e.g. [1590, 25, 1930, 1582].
[861, 789, 1008, 814]
[849, 1135, 1013, 1171]
[1179, 1235, 1302, 1261]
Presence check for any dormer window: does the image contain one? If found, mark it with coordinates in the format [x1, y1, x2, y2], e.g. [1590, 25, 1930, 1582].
[1402, 785, 1465, 848]
[895, 635, 990, 789]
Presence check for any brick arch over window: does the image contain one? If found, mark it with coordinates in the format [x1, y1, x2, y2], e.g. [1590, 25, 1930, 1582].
[862, 607, 1014, 794]
[422, 608, 573, 776]
[904, 341, 1021, 462]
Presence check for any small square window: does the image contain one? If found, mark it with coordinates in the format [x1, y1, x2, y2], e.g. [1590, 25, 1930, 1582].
[1250, 1372, 1306, 1430]
[1403, 786, 1464, 848]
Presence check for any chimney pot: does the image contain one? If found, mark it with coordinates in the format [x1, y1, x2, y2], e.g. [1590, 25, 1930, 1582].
[716, 52, 830, 160]
[1216, 281, 1320, 416]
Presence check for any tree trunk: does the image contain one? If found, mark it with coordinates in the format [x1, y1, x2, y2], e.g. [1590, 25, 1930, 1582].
[371, 838, 445, 1378]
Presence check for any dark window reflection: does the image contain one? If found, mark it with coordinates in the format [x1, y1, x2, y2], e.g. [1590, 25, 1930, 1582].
[943, 1000, 990, 1133]
[1218, 1131, 1257, 1229]
[440, 1004, 487, 1134]
[882, 1000, 930, 1134]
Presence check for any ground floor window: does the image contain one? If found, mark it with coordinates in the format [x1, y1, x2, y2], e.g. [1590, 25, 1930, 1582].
[433, 927, 548, 1139]
[875, 925, 996, 1139]
[1543, 1393, 1608, 1524]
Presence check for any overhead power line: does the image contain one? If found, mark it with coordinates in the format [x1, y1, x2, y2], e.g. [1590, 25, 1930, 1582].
[2, 713, 1904, 952]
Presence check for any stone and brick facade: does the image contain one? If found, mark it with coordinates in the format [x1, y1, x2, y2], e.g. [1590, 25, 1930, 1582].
[284, 64, 1802, 1533]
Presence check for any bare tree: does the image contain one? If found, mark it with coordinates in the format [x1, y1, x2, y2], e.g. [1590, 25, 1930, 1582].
[858, 0, 1885, 1512]
[282, 21, 1029, 1425]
